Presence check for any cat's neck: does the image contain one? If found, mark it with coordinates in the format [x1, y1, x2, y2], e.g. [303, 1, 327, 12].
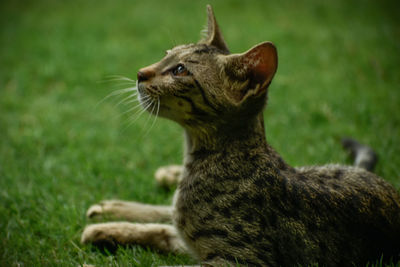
[183, 113, 291, 171]
[184, 114, 264, 151]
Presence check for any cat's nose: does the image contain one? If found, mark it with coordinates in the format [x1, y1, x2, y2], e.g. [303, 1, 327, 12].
[137, 68, 155, 82]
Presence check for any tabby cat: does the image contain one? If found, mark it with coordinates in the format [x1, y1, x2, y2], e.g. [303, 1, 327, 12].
[81, 5, 400, 266]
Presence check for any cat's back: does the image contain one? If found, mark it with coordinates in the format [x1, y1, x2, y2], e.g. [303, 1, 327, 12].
[279, 164, 400, 265]
[294, 164, 400, 216]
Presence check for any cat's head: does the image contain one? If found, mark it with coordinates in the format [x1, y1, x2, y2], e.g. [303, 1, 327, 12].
[137, 5, 277, 131]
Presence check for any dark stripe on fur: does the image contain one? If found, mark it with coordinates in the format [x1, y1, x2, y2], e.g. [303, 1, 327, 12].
[193, 78, 219, 113]
[193, 44, 229, 55]
[205, 252, 218, 261]
[173, 93, 208, 117]
[191, 228, 228, 240]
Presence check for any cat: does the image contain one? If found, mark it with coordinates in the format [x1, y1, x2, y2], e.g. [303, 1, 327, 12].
[81, 5, 400, 267]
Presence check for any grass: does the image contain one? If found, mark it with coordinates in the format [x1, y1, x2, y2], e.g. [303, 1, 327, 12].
[1, 0, 399, 266]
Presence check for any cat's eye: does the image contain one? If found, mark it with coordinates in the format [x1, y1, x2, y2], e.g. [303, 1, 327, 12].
[171, 64, 189, 76]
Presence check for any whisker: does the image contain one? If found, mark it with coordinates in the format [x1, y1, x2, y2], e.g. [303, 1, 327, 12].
[141, 100, 156, 133]
[96, 86, 137, 107]
[123, 99, 153, 130]
[97, 80, 136, 87]
[98, 74, 160, 133]
[104, 82, 137, 89]
[123, 98, 140, 106]
[144, 97, 160, 136]
[123, 93, 152, 107]
[125, 97, 152, 118]
[115, 95, 152, 119]
[113, 92, 138, 108]
[113, 102, 142, 119]
[102, 75, 137, 83]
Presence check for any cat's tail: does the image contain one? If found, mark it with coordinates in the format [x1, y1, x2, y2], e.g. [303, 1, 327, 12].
[341, 137, 378, 172]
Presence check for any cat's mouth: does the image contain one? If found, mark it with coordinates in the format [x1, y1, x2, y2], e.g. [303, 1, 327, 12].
[137, 82, 150, 99]
[137, 83, 161, 116]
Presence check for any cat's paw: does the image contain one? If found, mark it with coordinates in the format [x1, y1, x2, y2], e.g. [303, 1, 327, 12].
[81, 223, 123, 247]
[154, 165, 182, 187]
[86, 200, 173, 223]
[86, 200, 122, 219]
[86, 204, 103, 219]
[81, 222, 145, 247]
[81, 222, 183, 253]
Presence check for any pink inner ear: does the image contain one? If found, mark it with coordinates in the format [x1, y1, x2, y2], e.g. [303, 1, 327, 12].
[245, 43, 277, 88]
[222, 42, 277, 103]
[253, 58, 271, 86]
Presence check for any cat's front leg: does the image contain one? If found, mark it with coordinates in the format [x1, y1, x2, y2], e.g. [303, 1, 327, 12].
[81, 222, 187, 253]
[155, 165, 183, 187]
[86, 200, 172, 223]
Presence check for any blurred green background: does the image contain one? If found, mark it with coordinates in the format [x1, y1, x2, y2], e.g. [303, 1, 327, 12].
[1, 0, 399, 266]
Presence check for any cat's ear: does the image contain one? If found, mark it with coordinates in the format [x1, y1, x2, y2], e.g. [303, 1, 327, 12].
[199, 5, 229, 53]
[221, 42, 278, 103]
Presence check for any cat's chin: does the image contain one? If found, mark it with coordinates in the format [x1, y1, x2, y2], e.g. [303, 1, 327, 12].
[136, 91, 162, 119]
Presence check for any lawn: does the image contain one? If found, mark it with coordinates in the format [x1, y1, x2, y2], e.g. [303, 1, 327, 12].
[1, 0, 399, 266]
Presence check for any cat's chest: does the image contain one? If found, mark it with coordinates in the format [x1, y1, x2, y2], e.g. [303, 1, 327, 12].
[173, 153, 272, 218]
[171, 157, 281, 265]
[175, 158, 244, 213]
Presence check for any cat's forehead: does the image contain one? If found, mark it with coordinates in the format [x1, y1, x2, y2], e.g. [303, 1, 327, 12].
[166, 44, 195, 53]
[166, 43, 225, 59]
